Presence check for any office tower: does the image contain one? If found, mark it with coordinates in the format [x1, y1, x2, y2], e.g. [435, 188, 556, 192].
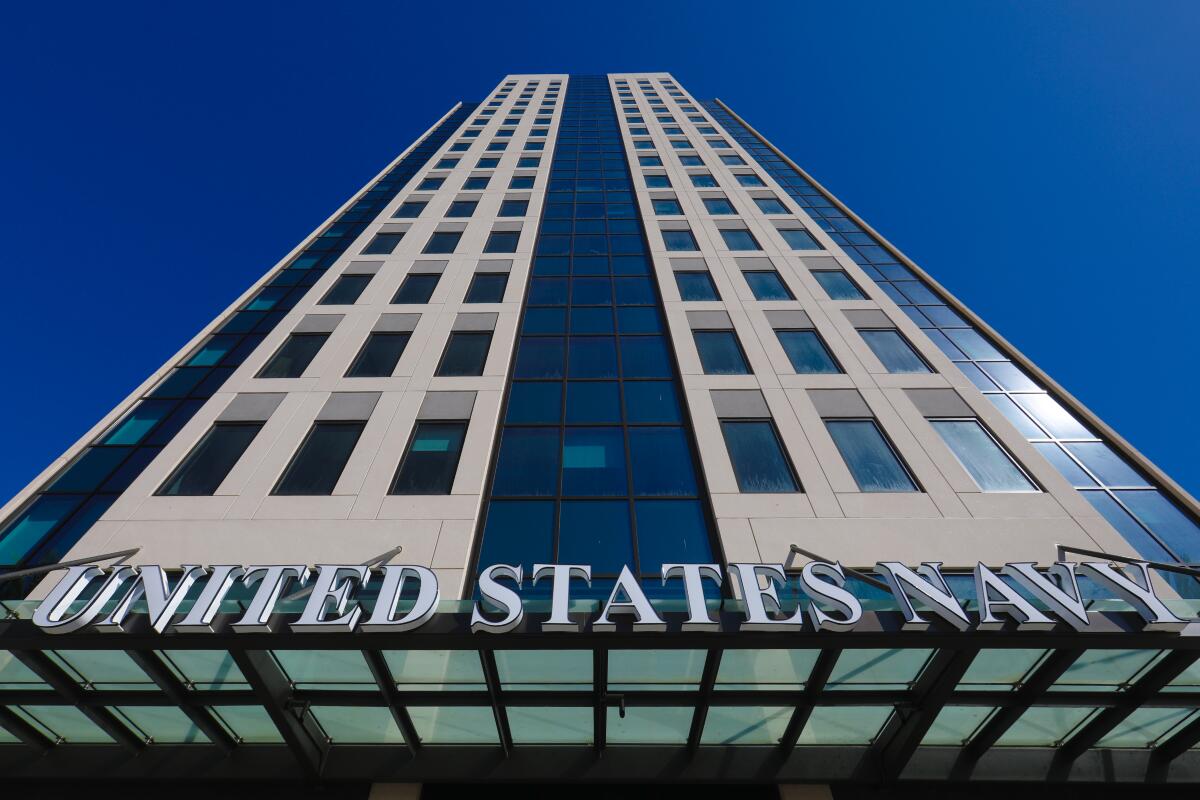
[0, 73, 1196, 796]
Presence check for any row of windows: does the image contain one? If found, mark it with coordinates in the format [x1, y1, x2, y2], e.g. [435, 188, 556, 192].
[674, 267, 865, 302]
[392, 197, 529, 219]
[362, 228, 522, 256]
[259, 326, 494, 380]
[319, 269, 508, 307]
[658, 224, 820, 253]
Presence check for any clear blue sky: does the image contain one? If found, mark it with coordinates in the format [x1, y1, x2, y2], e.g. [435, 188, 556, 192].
[1, 1, 1197, 501]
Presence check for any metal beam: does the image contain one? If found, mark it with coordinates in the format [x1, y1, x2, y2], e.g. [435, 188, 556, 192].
[1058, 650, 1200, 762]
[123, 650, 235, 751]
[779, 648, 840, 750]
[479, 649, 512, 756]
[1151, 711, 1200, 767]
[0, 705, 53, 751]
[230, 649, 326, 778]
[686, 649, 721, 751]
[9, 649, 143, 752]
[362, 649, 419, 755]
[593, 647, 606, 751]
[861, 647, 979, 781]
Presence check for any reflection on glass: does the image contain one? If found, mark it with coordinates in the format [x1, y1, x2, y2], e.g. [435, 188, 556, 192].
[921, 706, 995, 746]
[0, 651, 47, 690]
[956, 649, 1045, 691]
[1096, 707, 1195, 748]
[311, 706, 404, 744]
[159, 650, 247, 691]
[1050, 650, 1162, 692]
[272, 650, 374, 690]
[495, 650, 591, 690]
[408, 706, 498, 743]
[14, 705, 113, 743]
[383, 650, 486, 691]
[702, 706, 791, 744]
[606, 706, 691, 744]
[212, 705, 283, 743]
[827, 649, 932, 690]
[798, 706, 893, 745]
[507, 707, 593, 744]
[996, 707, 1095, 746]
[715, 649, 818, 691]
[609, 650, 705, 690]
[114, 706, 207, 743]
[48, 650, 154, 691]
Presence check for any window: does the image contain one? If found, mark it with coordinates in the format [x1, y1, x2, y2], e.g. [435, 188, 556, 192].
[675, 271, 720, 301]
[258, 334, 327, 378]
[736, 174, 766, 187]
[390, 422, 468, 495]
[361, 233, 403, 255]
[720, 229, 761, 251]
[465, 273, 509, 303]
[777, 330, 841, 374]
[477, 157, 500, 168]
[518, 157, 540, 168]
[703, 198, 735, 215]
[670, 139, 692, 150]
[393, 273, 441, 304]
[860, 330, 931, 373]
[499, 199, 529, 217]
[463, 176, 490, 190]
[486, 141, 507, 151]
[423, 231, 462, 254]
[484, 230, 520, 253]
[417, 177, 444, 191]
[931, 419, 1037, 492]
[435, 158, 459, 169]
[273, 422, 364, 495]
[392, 201, 427, 218]
[639, 156, 662, 166]
[753, 197, 788, 214]
[448, 142, 469, 152]
[694, 330, 751, 374]
[644, 174, 671, 188]
[690, 173, 718, 188]
[720, 155, 746, 166]
[653, 199, 683, 215]
[743, 271, 794, 300]
[446, 201, 477, 218]
[437, 331, 492, 376]
[720, 420, 799, 493]
[678, 155, 704, 166]
[663, 229, 698, 251]
[319, 274, 372, 305]
[813, 271, 865, 300]
[509, 176, 534, 189]
[157, 423, 262, 496]
[826, 419, 918, 492]
[778, 228, 821, 250]
[345, 333, 410, 378]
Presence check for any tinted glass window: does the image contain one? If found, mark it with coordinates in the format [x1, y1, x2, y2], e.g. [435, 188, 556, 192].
[393, 201, 427, 218]
[777, 330, 840, 374]
[720, 229, 760, 251]
[653, 199, 683, 215]
[663, 230, 698, 251]
[465, 273, 509, 303]
[345, 333, 410, 378]
[674, 272, 720, 301]
[754, 198, 788, 214]
[393, 273, 441, 304]
[826, 419, 917, 492]
[743, 271, 793, 300]
[437, 331, 492, 376]
[861, 330, 931, 373]
[258, 334, 327, 378]
[319, 274, 372, 306]
[274, 422, 364, 495]
[423, 231, 462, 254]
[931, 419, 1037, 492]
[812, 271, 865, 300]
[362, 233, 403, 255]
[720, 420, 799, 493]
[484, 231, 520, 253]
[703, 198, 735, 215]
[446, 201, 477, 218]
[158, 423, 262, 496]
[694, 330, 751, 375]
[778, 228, 820, 250]
[390, 422, 468, 495]
[499, 200, 529, 217]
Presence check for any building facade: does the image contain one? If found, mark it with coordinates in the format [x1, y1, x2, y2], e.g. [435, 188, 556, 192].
[0, 73, 1198, 798]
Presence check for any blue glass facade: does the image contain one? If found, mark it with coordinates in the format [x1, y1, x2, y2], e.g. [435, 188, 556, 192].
[473, 76, 719, 595]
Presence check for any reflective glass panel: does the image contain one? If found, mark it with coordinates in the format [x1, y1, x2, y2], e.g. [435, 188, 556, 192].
[701, 706, 792, 744]
[159, 650, 247, 691]
[1050, 649, 1162, 691]
[826, 648, 932, 690]
[921, 706, 995, 745]
[408, 706, 498, 743]
[213, 705, 283, 743]
[826, 420, 918, 493]
[609, 649, 705, 691]
[496, 650, 592, 691]
[272, 650, 374, 690]
[15, 705, 113, 743]
[384, 650, 486, 691]
[311, 706, 403, 743]
[931, 419, 1037, 492]
[49, 650, 154, 691]
[716, 649, 818, 691]
[996, 706, 1095, 746]
[507, 707, 593, 744]
[115, 705, 207, 743]
[956, 649, 1045, 691]
[606, 706, 691, 743]
[798, 706, 894, 744]
[1096, 707, 1195, 748]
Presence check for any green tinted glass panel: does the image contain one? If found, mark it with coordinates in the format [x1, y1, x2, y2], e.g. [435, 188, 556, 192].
[311, 706, 403, 743]
[0, 652, 46, 690]
[827, 649, 932, 690]
[495, 650, 591, 690]
[606, 706, 691, 744]
[507, 706, 593, 744]
[49, 650, 154, 691]
[159, 650, 247, 691]
[701, 705, 791, 744]
[213, 705, 284, 743]
[1164, 659, 1200, 692]
[273, 650, 373, 690]
[115, 705, 207, 743]
[1096, 707, 1196, 748]
[997, 706, 1095, 746]
[0, 725, 16, 743]
[921, 706, 996, 745]
[798, 706, 893, 745]
[1050, 650, 1162, 692]
[16, 705, 114, 743]
[608, 649, 705, 691]
[383, 650, 486, 691]
[408, 706, 498, 743]
[957, 649, 1046, 691]
[715, 649, 818, 691]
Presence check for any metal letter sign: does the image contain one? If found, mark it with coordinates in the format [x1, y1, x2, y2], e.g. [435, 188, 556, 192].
[30, 559, 1192, 634]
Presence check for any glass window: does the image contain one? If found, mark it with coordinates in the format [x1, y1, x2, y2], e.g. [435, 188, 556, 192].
[777, 330, 841, 374]
[678, 155, 704, 166]
[690, 173, 718, 188]
[931, 419, 1037, 492]
[14, 706, 113, 743]
[345, 332, 410, 378]
[720, 229, 761, 251]
[311, 707, 404, 744]
[507, 707, 592, 744]
[436, 331, 493, 376]
[509, 176, 534, 189]
[721, 154, 746, 165]
[258, 333, 327, 378]
[720, 420, 799, 493]
[736, 173, 766, 187]
[463, 176, 490, 190]
[562, 427, 627, 496]
[115, 706, 207, 743]
[861, 329, 931, 373]
[491, 428, 560, 496]
[644, 174, 671, 187]
[382, 650, 485, 691]
[662, 229, 698, 251]
[319, 273, 372, 305]
[392, 201, 426, 218]
[716, 650, 819, 691]
[638, 156, 662, 166]
[694, 330, 751, 375]
[559, 500, 632, 572]
[465, 273, 508, 303]
[996, 707, 1095, 746]
[445, 200, 477, 218]
[702, 706, 792, 745]
[754, 197, 788, 214]
[674, 271, 720, 301]
[423, 231, 462, 254]
[635, 499, 710, 571]
[392, 273, 440, 304]
[812, 270, 865, 300]
[629, 427, 698, 496]
[159, 650, 248, 691]
[273, 422, 364, 495]
[478, 500, 553, 570]
[499, 199, 529, 217]
[361, 232, 403, 255]
[826, 419, 918, 492]
[566, 381, 620, 423]
[484, 231, 520, 253]
[703, 198, 736, 215]
[212, 706, 282, 743]
[800, 707, 895, 744]
[506, 382, 562, 424]
[408, 707, 498, 744]
[609, 649, 705, 691]
[778, 228, 821, 250]
[827, 648, 933, 690]
[476, 157, 500, 168]
[607, 707, 691, 744]
[743, 271, 794, 300]
[496, 650, 592, 691]
[158, 423, 262, 496]
[624, 381, 682, 424]
[391, 422, 468, 495]
[653, 199, 683, 215]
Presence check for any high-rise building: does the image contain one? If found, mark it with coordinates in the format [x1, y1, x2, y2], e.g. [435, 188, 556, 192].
[0, 73, 1197, 798]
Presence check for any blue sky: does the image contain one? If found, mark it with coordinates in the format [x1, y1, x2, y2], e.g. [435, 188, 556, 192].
[1, 1, 1197, 500]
